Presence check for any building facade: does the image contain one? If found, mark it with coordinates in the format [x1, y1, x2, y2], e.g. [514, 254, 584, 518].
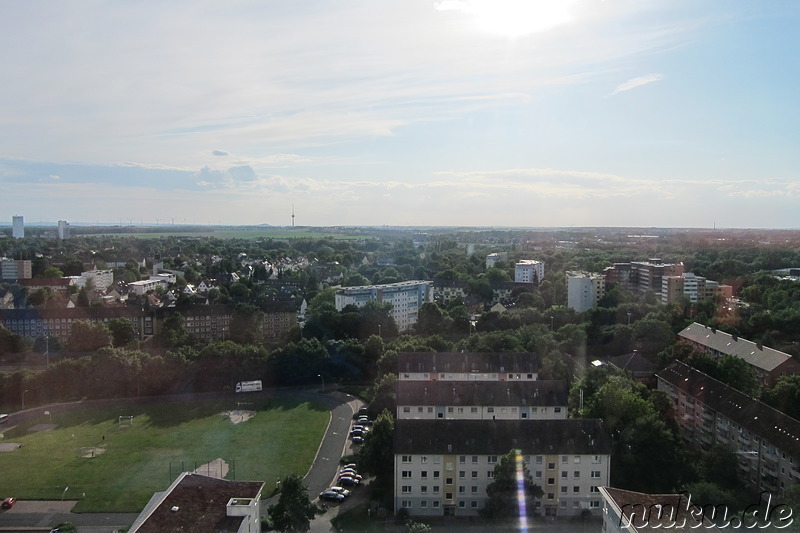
[661, 273, 733, 304]
[57, 220, 70, 240]
[566, 271, 606, 312]
[0, 259, 32, 281]
[604, 259, 684, 294]
[397, 352, 540, 382]
[485, 252, 508, 269]
[12, 215, 24, 239]
[334, 280, 433, 332]
[515, 260, 544, 284]
[657, 361, 800, 497]
[394, 419, 611, 517]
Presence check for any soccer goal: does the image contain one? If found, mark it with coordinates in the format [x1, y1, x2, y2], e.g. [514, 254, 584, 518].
[118, 415, 134, 428]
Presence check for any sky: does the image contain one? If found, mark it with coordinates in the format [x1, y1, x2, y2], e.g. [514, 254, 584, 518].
[1, 0, 799, 228]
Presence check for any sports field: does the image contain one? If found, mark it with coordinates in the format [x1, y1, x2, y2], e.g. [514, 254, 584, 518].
[0, 396, 329, 512]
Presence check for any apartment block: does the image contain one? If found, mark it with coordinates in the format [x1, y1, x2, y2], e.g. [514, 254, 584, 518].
[604, 259, 684, 294]
[566, 271, 606, 312]
[599, 487, 721, 532]
[397, 380, 568, 421]
[657, 361, 800, 497]
[12, 215, 24, 239]
[0, 259, 33, 281]
[661, 273, 733, 304]
[79, 269, 115, 291]
[394, 419, 611, 517]
[515, 260, 545, 284]
[334, 280, 433, 332]
[57, 220, 70, 240]
[397, 352, 540, 382]
[678, 322, 800, 386]
[485, 252, 508, 269]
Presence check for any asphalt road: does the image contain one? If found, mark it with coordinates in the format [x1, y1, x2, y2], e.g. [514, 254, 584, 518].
[0, 388, 361, 533]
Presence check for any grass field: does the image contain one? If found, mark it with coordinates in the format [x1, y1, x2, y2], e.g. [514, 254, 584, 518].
[0, 396, 330, 512]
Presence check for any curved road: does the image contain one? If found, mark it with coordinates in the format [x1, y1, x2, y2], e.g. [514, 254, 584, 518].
[0, 389, 362, 533]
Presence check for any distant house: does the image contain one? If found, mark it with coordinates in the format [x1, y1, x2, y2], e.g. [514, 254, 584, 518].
[678, 322, 800, 386]
[128, 473, 264, 533]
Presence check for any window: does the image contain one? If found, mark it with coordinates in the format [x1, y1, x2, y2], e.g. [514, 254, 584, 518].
[560, 486, 567, 494]
[446, 477, 453, 485]
[591, 471, 601, 478]
[472, 455, 478, 464]
[574, 456, 581, 464]
[471, 486, 478, 494]
[548, 463, 555, 470]
[459, 471, 465, 478]
[457, 407, 464, 414]
[402, 471, 411, 479]
[459, 456, 466, 464]
[417, 407, 423, 413]
[573, 486, 580, 493]
[536, 456, 543, 465]
[448, 407, 454, 413]
[433, 485, 440, 493]
[459, 486, 465, 494]
[487, 471, 494, 478]
[591, 501, 601, 508]
[554, 407, 562, 413]
[471, 407, 478, 413]
[421, 486, 428, 493]
[591, 486, 599, 493]
[421, 501, 428, 508]
[433, 470, 440, 478]
[421, 456, 428, 464]
[421, 471, 428, 478]
[471, 501, 478, 508]
[561, 471, 567, 479]
[446, 493, 453, 500]
[433, 501, 440, 508]
[471, 471, 478, 478]
[428, 407, 434, 413]
[561, 456, 568, 464]
[403, 406, 411, 413]
[574, 471, 580, 478]
[560, 501, 567, 508]
[488, 455, 497, 463]
[459, 501, 466, 508]
[402, 486, 412, 493]
[487, 407, 494, 413]
[548, 478, 555, 485]
[547, 492, 555, 500]
[592, 455, 601, 463]
[402, 455, 411, 463]
[402, 500, 412, 508]
[535, 471, 542, 478]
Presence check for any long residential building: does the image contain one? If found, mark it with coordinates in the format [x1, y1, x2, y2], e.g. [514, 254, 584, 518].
[397, 380, 568, 421]
[334, 280, 432, 332]
[657, 361, 800, 497]
[661, 273, 732, 304]
[604, 259, 684, 294]
[394, 419, 611, 518]
[678, 322, 800, 386]
[0, 259, 32, 281]
[397, 352, 540, 382]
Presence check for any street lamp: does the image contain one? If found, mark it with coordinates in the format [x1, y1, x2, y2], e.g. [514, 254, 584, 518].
[550, 316, 554, 331]
[317, 374, 324, 393]
[62, 486, 69, 501]
[22, 389, 29, 410]
[627, 312, 632, 325]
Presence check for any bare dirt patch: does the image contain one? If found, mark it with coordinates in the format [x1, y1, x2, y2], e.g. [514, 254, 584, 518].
[193, 457, 229, 479]
[0, 442, 22, 452]
[81, 446, 107, 458]
[224, 410, 255, 424]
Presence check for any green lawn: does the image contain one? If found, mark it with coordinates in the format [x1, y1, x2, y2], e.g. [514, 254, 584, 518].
[0, 396, 330, 512]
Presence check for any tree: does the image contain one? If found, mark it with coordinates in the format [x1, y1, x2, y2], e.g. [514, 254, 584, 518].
[229, 303, 264, 344]
[481, 450, 543, 520]
[267, 474, 316, 533]
[357, 409, 395, 483]
[0, 324, 24, 355]
[66, 320, 112, 353]
[108, 318, 136, 347]
[760, 374, 800, 420]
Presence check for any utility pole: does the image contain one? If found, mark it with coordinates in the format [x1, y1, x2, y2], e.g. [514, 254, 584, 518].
[291, 205, 295, 227]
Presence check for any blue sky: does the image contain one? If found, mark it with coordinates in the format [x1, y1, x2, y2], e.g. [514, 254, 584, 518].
[1, 0, 799, 228]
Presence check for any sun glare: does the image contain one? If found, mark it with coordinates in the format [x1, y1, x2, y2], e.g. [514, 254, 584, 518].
[462, 0, 576, 38]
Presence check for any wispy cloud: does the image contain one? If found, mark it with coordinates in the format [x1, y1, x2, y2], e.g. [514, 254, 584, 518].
[609, 74, 665, 96]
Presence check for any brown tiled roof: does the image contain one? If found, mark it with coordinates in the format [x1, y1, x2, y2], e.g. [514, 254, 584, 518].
[18, 278, 73, 287]
[397, 380, 566, 407]
[132, 474, 264, 533]
[394, 419, 611, 455]
[600, 487, 719, 531]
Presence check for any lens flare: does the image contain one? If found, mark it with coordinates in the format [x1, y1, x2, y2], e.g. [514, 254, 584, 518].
[515, 449, 529, 533]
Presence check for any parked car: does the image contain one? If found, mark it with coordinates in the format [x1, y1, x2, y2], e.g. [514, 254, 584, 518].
[339, 468, 358, 476]
[328, 486, 351, 497]
[337, 475, 361, 486]
[357, 407, 369, 416]
[341, 463, 358, 469]
[350, 429, 365, 438]
[351, 435, 364, 444]
[319, 490, 345, 502]
[339, 472, 363, 482]
[2, 497, 16, 509]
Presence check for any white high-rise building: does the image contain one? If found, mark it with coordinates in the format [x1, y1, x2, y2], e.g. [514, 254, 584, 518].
[12, 216, 24, 239]
[514, 260, 544, 284]
[566, 271, 606, 312]
[57, 220, 70, 240]
[334, 280, 433, 332]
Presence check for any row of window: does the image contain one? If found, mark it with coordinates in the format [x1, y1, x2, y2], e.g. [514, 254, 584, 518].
[401, 455, 602, 466]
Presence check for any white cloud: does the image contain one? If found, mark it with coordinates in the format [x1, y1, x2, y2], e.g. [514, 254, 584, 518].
[609, 73, 665, 96]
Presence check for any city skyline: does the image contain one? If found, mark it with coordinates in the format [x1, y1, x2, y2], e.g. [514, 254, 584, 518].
[2, 1, 799, 228]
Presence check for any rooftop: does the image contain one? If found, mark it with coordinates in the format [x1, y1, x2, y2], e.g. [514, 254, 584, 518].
[679, 322, 791, 372]
[397, 352, 540, 375]
[397, 380, 566, 407]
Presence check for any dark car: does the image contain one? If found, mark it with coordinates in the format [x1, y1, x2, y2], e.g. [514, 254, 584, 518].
[351, 435, 364, 444]
[2, 497, 16, 509]
[319, 490, 345, 502]
[337, 476, 361, 486]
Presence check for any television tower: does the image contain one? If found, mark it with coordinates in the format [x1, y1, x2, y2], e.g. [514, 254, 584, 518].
[291, 205, 295, 227]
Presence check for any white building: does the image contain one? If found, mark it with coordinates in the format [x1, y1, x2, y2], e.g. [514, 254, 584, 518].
[566, 271, 606, 312]
[394, 419, 611, 518]
[485, 252, 508, 269]
[334, 280, 433, 332]
[128, 279, 169, 296]
[515, 260, 544, 284]
[79, 269, 115, 291]
[12, 216, 24, 239]
[57, 220, 70, 240]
